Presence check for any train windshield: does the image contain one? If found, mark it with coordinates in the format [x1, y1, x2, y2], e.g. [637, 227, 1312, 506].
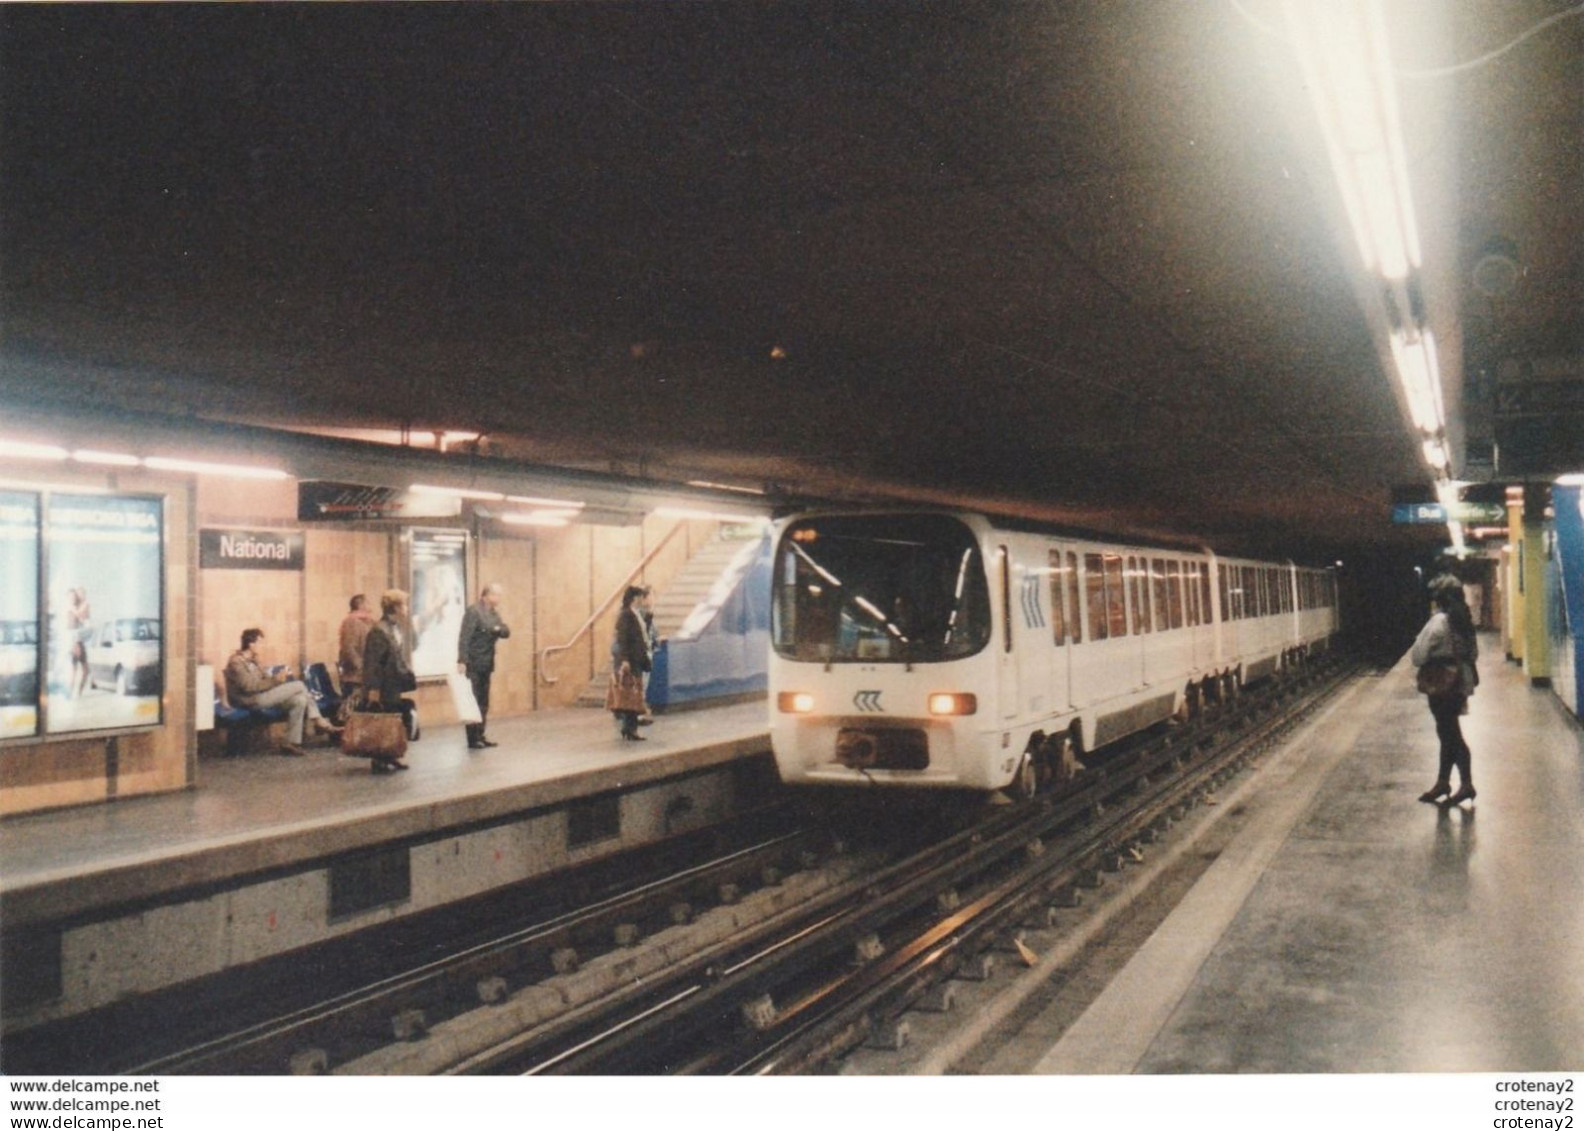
[772, 515, 992, 663]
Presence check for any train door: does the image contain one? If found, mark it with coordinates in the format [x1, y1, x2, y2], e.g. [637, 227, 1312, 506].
[997, 544, 1019, 723]
[1045, 546, 1073, 714]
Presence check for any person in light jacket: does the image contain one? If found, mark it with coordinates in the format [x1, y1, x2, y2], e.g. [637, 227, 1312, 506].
[1409, 586, 1479, 806]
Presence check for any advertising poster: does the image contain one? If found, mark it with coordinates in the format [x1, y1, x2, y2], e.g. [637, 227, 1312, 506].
[410, 530, 468, 680]
[45, 494, 164, 734]
[0, 491, 41, 739]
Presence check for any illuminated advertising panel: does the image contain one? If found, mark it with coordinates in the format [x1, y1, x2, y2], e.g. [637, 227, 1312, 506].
[0, 491, 41, 739]
[45, 494, 164, 734]
[409, 529, 468, 680]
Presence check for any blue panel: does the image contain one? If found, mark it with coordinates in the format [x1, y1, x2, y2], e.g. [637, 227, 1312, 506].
[647, 533, 773, 709]
[1550, 484, 1584, 717]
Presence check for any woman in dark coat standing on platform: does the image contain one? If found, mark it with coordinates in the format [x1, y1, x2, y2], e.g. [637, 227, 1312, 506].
[1410, 585, 1479, 805]
[610, 585, 651, 741]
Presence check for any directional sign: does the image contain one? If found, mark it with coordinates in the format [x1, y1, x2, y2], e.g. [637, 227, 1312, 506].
[852, 690, 884, 712]
[1392, 502, 1507, 525]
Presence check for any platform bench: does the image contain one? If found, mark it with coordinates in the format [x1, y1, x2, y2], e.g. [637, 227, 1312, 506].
[213, 692, 290, 756]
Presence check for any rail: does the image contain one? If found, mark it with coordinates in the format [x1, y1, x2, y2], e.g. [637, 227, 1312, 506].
[538, 520, 688, 685]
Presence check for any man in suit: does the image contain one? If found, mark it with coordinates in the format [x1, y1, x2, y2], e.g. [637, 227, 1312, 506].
[457, 582, 511, 749]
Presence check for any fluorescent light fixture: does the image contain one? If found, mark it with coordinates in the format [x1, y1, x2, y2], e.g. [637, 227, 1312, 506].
[656, 506, 767, 524]
[1389, 329, 1445, 433]
[72, 449, 142, 467]
[685, 480, 767, 496]
[1555, 473, 1584, 487]
[1283, 0, 1421, 279]
[0, 440, 70, 461]
[500, 512, 571, 528]
[504, 495, 586, 509]
[145, 456, 289, 480]
[410, 484, 505, 501]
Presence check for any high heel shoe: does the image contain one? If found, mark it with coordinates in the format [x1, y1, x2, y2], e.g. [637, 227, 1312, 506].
[1418, 782, 1451, 803]
[1443, 785, 1476, 805]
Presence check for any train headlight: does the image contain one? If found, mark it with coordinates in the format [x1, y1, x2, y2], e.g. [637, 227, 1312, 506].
[778, 691, 815, 714]
[927, 692, 977, 716]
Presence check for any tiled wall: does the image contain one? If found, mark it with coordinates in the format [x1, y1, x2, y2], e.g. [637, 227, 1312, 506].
[1, 459, 718, 816]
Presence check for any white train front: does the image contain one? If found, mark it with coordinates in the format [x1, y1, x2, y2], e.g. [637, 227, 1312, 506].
[769, 511, 1339, 797]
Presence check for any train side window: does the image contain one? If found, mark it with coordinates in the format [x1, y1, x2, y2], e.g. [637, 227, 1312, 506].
[1084, 553, 1108, 640]
[1048, 549, 1066, 645]
[1000, 546, 1013, 653]
[1133, 557, 1152, 633]
[1104, 554, 1127, 638]
[1151, 558, 1168, 631]
[1067, 552, 1083, 644]
[1186, 562, 1201, 627]
[1167, 560, 1184, 629]
[1200, 564, 1212, 621]
[1218, 565, 1229, 624]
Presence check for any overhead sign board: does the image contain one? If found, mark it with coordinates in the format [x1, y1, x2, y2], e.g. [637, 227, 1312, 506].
[1391, 502, 1507, 525]
[298, 481, 462, 522]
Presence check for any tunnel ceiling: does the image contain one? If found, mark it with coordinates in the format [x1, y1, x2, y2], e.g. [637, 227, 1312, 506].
[2, 2, 1580, 561]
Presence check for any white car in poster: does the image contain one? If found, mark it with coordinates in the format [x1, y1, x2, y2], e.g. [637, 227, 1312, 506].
[87, 617, 162, 696]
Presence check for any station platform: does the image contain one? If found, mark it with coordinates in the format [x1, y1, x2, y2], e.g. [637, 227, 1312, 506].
[0, 699, 771, 926]
[0, 699, 773, 1033]
[1031, 637, 1584, 1074]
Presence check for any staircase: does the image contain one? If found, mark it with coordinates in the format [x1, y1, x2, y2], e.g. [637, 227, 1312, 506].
[575, 531, 759, 708]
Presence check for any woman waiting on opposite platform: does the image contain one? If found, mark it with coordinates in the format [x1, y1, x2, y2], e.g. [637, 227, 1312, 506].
[1410, 584, 1480, 806]
[610, 585, 651, 741]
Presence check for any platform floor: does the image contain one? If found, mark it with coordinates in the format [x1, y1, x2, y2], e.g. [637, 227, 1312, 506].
[0, 699, 770, 925]
[1033, 638, 1584, 1073]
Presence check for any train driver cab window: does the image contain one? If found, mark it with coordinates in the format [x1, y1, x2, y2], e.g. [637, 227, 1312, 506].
[1185, 562, 1201, 627]
[1047, 549, 1067, 645]
[1001, 546, 1012, 653]
[1219, 565, 1230, 624]
[1166, 560, 1184, 628]
[1200, 565, 1213, 621]
[771, 515, 993, 664]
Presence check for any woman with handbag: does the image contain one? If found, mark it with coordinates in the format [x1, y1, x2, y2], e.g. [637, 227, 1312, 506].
[1410, 585, 1479, 805]
[608, 585, 651, 741]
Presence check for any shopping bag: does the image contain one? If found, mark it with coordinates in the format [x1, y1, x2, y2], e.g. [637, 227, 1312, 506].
[342, 710, 408, 759]
[447, 672, 483, 725]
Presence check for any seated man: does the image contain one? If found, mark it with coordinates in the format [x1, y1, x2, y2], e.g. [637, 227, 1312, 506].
[224, 627, 340, 756]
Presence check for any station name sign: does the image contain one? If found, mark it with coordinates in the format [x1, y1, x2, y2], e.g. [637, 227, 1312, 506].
[1391, 502, 1507, 525]
[200, 528, 305, 571]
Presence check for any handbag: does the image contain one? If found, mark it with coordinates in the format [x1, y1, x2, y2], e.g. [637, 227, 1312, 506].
[1416, 662, 1460, 696]
[605, 669, 648, 714]
[342, 709, 408, 758]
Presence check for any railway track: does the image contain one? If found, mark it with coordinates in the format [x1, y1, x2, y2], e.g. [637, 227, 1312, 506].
[9, 658, 1353, 1076]
[453, 657, 1357, 1075]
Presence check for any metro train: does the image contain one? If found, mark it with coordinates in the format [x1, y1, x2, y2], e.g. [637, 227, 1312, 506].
[768, 510, 1339, 798]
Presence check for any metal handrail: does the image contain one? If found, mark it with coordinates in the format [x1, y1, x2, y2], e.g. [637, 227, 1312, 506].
[538, 520, 688, 685]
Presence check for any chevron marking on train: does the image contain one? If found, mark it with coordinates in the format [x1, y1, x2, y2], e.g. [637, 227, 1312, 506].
[853, 690, 884, 712]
